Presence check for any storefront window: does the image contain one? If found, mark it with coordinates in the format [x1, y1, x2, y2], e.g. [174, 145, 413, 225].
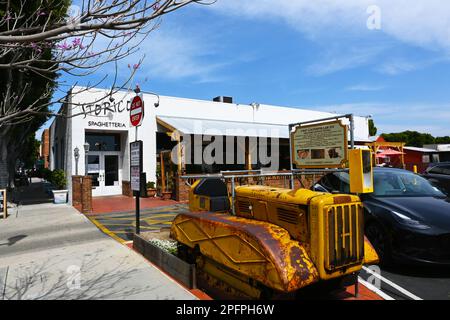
[86, 133, 121, 151]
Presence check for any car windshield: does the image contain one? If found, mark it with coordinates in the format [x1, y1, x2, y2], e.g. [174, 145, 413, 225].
[373, 171, 446, 197]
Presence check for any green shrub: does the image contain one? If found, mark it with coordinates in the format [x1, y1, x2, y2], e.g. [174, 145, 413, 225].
[50, 169, 67, 189]
[40, 168, 52, 181]
[146, 181, 156, 189]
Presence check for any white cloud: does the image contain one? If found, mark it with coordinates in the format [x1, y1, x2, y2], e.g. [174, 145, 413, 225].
[304, 102, 450, 136]
[139, 29, 228, 82]
[213, 0, 450, 75]
[307, 46, 385, 76]
[104, 26, 229, 84]
[377, 56, 450, 75]
[377, 60, 417, 75]
[214, 0, 450, 51]
[346, 84, 385, 92]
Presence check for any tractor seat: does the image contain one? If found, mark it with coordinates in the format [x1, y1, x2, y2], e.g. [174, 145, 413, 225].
[193, 178, 230, 212]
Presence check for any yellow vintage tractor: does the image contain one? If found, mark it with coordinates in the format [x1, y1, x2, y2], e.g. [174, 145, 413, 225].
[170, 178, 379, 299]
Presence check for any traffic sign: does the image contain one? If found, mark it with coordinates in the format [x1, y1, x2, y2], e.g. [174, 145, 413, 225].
[130, 95, 144, 127]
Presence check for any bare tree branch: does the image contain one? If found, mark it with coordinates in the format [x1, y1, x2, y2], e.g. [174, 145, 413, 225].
[0, 0, 217, 126]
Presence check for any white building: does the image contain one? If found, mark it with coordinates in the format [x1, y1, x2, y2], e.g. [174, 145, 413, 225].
[49, 87, 371, 201]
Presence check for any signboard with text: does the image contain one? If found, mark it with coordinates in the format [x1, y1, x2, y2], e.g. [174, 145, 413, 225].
[1, 189, 7, 219]
[291, 120, 348, 168]
[130, 141, 143, 192]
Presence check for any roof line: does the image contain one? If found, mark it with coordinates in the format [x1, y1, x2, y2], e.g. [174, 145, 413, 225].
[156, 115, 287, 127]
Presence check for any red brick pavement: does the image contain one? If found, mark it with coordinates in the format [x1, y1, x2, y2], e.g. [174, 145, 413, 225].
[90, 195, 183, 215]
[339, 283, 384, 300]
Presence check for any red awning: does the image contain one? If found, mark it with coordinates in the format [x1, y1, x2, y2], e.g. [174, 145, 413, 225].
[377, 148, 404, 156]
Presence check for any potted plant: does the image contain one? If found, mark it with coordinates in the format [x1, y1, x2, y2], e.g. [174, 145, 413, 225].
[50, 169, 68, 204]
[160, 174, 173, 200]
[146, 181, 157, 197]
[161, 190, 172, 200]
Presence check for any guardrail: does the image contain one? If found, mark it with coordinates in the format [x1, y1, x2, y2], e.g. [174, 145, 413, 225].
[181, 168, 349, 215]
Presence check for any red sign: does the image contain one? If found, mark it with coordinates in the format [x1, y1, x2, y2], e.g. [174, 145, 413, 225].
[130, 95, 144, 127]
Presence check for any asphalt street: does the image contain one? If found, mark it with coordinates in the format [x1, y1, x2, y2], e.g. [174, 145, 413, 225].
[359, 264, 450, 300]
[86, 204, 188, 242]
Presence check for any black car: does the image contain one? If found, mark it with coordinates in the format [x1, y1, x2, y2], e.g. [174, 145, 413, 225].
[422, 162, 450, 195]
[313, 167, 450, 266]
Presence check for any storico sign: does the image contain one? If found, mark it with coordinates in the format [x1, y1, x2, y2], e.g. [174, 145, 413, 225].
[81, 100, 131, 118]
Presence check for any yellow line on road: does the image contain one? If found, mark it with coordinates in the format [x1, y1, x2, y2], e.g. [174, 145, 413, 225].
[88, 217, 126, 244]
[142, 218, 174, 223]
[95, 223, 136, 227]
[112, 227, 161, 233]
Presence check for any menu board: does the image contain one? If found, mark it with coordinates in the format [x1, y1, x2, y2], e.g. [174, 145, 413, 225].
[130, 141, 143, 192]
[291, 120, 348, 168]
[0, 189, 6, 219]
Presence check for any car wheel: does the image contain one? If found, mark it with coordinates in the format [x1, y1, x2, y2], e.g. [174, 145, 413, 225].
[366, 222, 392, 266]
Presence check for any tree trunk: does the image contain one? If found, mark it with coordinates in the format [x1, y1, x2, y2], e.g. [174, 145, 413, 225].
[7, 142, 19, 188]
[5, 123, 34, 188]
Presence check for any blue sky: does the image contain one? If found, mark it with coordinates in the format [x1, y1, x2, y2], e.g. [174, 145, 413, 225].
[39, 0, 450, 138]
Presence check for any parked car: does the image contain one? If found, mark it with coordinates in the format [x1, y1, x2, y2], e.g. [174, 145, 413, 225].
[422, 162, 450, 195]
[14, 171, 29, 187]
[313, 167, 450, 266]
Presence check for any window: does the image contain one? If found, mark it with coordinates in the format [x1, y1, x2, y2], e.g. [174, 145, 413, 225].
[442, 165, 450, 175]
[85, 133, 121, 151]
[432, 154, 440, 163]
[429, 166, 445, 174]
[373, 171, 445, 197]
[322, 173, 350, 193]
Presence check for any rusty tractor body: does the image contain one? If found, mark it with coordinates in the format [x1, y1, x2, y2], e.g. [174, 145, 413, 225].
[170, 178, 379, 299]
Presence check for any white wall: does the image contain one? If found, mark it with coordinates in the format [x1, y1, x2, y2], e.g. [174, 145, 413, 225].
[153, 95, 370, 142]
[49, 86, 370, 196]
[70, 87, 158, 184]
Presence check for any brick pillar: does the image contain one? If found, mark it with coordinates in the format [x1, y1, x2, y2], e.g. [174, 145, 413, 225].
[72, 175, 82, 207]
[174, 174, 190, 202]
[122, 181, 132, 197]
[81, 176, 92, 214]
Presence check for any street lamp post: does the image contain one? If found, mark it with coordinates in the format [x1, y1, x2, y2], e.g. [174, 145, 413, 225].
[74, 147, 80, 175]
[84, 142, 90, 176]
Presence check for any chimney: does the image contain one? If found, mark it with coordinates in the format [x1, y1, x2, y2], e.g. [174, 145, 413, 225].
[213, 96, 233, 104]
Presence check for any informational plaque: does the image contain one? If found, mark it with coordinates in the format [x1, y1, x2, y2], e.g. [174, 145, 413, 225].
[131, 166, 141, 192]
[291, 120, 348, 168]
[130, 141, 143, 192]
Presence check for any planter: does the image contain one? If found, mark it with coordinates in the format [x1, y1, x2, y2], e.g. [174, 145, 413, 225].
[147, 188, 157, 197]
[161, 191, 172, 200]
[133, 234, 196, 289]
[52, 190, 68, 204]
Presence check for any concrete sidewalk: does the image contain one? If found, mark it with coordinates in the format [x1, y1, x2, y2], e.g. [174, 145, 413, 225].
[0, 203, 196, 300]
